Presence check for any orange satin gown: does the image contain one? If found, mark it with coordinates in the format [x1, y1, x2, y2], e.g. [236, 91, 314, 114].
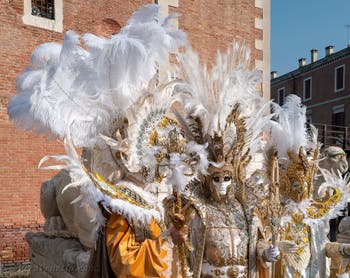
[106, 214, 169, 277]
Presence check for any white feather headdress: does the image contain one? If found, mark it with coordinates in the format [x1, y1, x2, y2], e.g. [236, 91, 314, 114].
[8, 4, 188, 236]
[176, 43, 265, 137]
[8, 4, 187, 148]
[266, 94, 318, 163]
[173, 43, 271, 185]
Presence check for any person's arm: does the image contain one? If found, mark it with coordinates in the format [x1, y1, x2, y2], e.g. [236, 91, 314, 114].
[106, 213, 170, 278]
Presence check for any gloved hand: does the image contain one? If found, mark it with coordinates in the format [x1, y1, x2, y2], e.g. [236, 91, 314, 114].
[263, 245, 280, 262]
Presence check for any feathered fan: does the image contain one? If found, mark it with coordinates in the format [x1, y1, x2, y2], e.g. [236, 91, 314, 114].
[8, 4, 187, 148]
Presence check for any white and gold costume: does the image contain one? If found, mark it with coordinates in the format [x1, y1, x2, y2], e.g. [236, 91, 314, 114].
[265, 95, 350, 278]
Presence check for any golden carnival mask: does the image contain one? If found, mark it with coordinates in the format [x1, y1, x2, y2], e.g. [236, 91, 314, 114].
[280, 147, 317, 202]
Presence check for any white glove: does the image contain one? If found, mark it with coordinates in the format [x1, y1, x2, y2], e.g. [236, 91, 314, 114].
[263, 246, 280, 262]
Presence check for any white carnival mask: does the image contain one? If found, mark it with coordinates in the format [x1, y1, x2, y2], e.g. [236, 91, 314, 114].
[212, 174, 232, 196]
[207, 164, 235, 201]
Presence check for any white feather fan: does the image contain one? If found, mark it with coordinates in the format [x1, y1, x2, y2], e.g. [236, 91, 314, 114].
[8, 4, 187, 148]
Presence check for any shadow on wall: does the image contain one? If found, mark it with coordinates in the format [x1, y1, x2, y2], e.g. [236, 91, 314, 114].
[96, 18, 121, 37]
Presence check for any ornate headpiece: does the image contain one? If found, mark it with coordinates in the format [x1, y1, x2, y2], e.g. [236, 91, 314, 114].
[266, 94, 319, 202]
[171, 44, 270, 201]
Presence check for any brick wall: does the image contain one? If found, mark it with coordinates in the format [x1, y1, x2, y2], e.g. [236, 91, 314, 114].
[0, 0, 264, 266]
[178, 0, 263, 67]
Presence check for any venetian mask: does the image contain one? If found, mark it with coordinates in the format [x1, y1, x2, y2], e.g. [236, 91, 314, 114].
[279, 148, 317, 203]
[286, 162, 309, 202]
[207, 164, 234, 201]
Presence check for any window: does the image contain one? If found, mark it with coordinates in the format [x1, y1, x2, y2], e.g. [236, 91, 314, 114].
[332, 105, 345, 145]
[303, 77, 312, 101]
[22, 0, 63, 32]
[277, 87, 285, 106]
[31, 0, 55, 19]
[332, 105, 345, 126]
[334, 65, 345, 92]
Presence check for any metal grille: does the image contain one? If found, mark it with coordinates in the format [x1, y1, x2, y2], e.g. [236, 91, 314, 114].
[31, 0, 55, 20]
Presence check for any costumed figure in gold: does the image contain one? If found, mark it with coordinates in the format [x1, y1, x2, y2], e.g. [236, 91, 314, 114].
[164, 45, 281, 277]
[264, 94, 350, 278]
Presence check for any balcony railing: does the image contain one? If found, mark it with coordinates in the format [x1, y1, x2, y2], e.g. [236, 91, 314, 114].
[313, 123, 350, 150]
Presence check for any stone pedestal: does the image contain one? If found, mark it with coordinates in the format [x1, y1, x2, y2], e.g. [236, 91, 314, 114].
[334, 216, 350, 275]
[26, 232, 90, 278]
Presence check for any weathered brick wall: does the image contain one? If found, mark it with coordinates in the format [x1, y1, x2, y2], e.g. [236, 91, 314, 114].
[0, 0, 263, 267]
[178, 0, 263, 66]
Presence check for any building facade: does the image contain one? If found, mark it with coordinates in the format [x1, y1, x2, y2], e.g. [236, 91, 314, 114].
[271, 46, 350, 151]
[0, 0, 270, 268]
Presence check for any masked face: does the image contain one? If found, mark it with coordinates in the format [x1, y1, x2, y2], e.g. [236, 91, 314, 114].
[207, 166, 234, 201]
[287, 163, 309, 202]
[212, 172, 232, 196]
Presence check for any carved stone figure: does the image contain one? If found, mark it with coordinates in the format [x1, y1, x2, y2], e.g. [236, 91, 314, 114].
[336, 216, 350, 276]
[319, 146, 348, 175]
[40, 169, 95, 248]
[316, 146, 349, 198]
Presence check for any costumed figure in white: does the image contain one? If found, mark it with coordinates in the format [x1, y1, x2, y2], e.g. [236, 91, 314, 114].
[164, 46, 280, 278]
[264, 94, 350, 278]
[8, 4, 283, 278]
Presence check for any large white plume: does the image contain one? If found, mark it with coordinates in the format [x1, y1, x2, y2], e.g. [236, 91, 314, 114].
[265, 94, 316, 161]
[175, 43, 265, 137]
[8, 4, 187, 148]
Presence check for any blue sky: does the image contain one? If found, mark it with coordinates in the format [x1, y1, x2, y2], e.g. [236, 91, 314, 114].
[271, 0, 350, 76]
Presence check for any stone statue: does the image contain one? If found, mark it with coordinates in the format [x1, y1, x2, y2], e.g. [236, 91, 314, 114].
[335, 216, 350, 276]
[316, 146, 349, 198]
[319, 146, 348, 175]
[40, 169, 95, 248]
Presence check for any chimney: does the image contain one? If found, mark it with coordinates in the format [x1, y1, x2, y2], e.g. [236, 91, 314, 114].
[325, 45, 334, 56]
[271, 71, 277, 79]
[299, 58, 306, 67]
[311, 49, 318, 62]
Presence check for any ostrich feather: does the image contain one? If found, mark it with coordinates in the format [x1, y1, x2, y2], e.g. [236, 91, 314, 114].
[176, 43, 263, 137]
[8, 5, 187, 148]
[30, 42, 62, 68]
[266, 95, 308, 161]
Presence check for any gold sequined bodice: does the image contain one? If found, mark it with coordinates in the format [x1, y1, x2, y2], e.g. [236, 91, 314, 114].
[282, 213, 311, 272]
[204, 200, 249, 268]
